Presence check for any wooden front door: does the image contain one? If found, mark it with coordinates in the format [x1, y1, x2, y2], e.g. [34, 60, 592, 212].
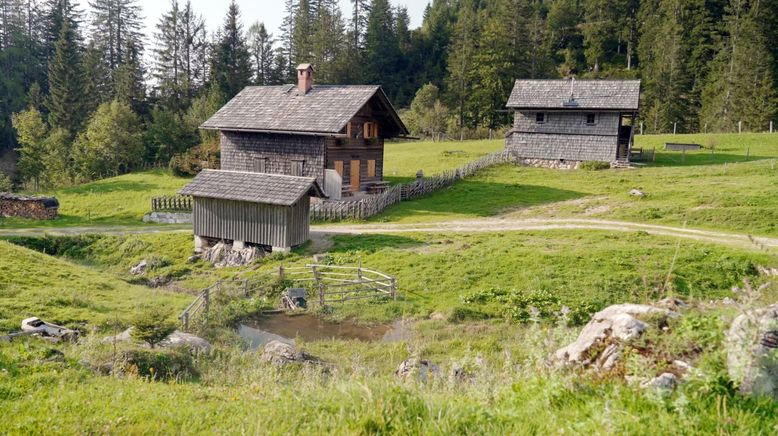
[350, 160, 360, 191]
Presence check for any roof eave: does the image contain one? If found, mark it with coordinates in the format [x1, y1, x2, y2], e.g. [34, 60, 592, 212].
[199, 126, 346, 137]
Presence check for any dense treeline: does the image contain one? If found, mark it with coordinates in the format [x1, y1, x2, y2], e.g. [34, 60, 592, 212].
[0, 0, 776, 189]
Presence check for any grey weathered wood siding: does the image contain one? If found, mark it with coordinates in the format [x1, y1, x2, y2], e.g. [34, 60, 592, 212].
[506, 132, 618, 162]
[325, 137, 384, 190]
[507, 110, 620, 162]
[220, 131, 327, 186]
[193, 196, 311, 248]
[513, 111, 620, 136]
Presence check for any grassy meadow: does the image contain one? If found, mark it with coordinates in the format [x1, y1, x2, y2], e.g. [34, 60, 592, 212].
[1, 132, 778, 433]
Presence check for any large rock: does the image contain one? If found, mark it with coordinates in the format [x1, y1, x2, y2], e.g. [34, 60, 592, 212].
[555, 304, 676, 370]
[725, 304, 778, 399]
[395, 358, 441, 383]
[261, 340, 313, 366]
[102, 328, 211, 354]
[130, 260, 148, 276]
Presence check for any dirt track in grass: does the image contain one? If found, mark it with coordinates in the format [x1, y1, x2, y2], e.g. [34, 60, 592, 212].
[1, 218, 776, 252]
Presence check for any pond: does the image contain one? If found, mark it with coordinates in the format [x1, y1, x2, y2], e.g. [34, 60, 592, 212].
[239, 313, 410, 349]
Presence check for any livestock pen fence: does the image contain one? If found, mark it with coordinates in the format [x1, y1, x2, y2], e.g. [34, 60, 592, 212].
[179, 264, 397, 331]
[311, 150, 516, 221]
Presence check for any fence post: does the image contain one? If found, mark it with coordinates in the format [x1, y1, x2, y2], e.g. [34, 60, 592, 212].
[391, 277, 397, 300]
[673, 122, 677, 135]
[182, 312, 189, 331]
[278, 265, 285, 282]
[739, 121, 742, 134]
[639, 122, 643, 135]
[771, 121, 774, 133]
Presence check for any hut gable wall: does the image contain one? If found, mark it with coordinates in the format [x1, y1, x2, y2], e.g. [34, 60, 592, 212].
[507, 132, 617, 162]
[220, 131, 326, 185]
[513, 111, 620, 136]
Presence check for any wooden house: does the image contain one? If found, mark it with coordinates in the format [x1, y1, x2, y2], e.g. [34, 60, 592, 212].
[505, 79, 641, 167]
[201, 64, 409, 197]
[180, 170, 325, 252]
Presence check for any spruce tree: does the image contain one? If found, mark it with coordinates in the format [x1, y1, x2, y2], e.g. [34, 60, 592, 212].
[210, 1, 252, 99]
[46, 17, 86, 135]
[248, 22, 274, 85]
[445, 0, 481, 131]
[364, 0, 399, 90]
[82, 40, 111, 115]
[88, 0, 143, 70]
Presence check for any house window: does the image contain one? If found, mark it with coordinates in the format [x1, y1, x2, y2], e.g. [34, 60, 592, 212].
[363, 122, 379, 139]
[334, 161, 344, 177]
[367, 160, 376, 178]
[535, 113, 546, 123]
[586, 113, 597, 125]
[253, 157, 268, 173]
[291, 160, 304, 177]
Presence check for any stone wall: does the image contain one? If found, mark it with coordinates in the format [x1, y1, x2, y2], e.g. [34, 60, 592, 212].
[0, 193, 59, 220]
[517, 158, 581, 170]
[220, 131, 326, 186]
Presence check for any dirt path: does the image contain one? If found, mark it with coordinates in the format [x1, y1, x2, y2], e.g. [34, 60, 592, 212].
[313, 218, 778, 252]
[1, 219, 775, 252]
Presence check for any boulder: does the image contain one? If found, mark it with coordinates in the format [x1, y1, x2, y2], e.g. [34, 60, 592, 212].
[130, 260, 148, 276]
[159, 331, 212, 354]
[429, 312, 446, 321]
[396, 357, 441, 383]
[554, 304, 676, 370]
[629, 189, 646, 198]
[261, 340, 313, 366]
[641, 372, 678, 394]
[102, 328, 212, 354]
[725, 304, 778, 399]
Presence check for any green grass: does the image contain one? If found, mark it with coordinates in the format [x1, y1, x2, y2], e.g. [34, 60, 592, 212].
[373, 133, 778, 236]
[0, 170, 191, 228]
[384, 138, 505, 180]
[0, 240, 191, 332]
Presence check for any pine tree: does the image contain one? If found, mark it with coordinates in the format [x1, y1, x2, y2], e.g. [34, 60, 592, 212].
[445, 0, 481, 131]
[349, 0, 369, 51]
[113, 39, 146, 116]
[248, 22, 274, 85]
[210, 1, 252, 99]
[700, 0, 776, 132]
[46, 17, 87, 135]
[87, 0, 143, 70]
[292, 0, 313, 64]
[82, 40, 111, 115]
[364, 0, 399, 90]
[278, 0, 297, 81]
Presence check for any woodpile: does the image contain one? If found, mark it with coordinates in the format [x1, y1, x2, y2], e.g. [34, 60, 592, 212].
[0, 193, 59, 220]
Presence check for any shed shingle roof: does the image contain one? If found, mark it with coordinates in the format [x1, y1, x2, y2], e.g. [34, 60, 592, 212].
[180, 170, 325, 206]
[507, 80, 641, 110]
[201, 85, 408, 136]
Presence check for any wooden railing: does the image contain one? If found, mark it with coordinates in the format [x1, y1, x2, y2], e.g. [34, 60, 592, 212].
[178, 264, 397, 331]
[311, 150, 515, 221]
[152, 194, 193, 212]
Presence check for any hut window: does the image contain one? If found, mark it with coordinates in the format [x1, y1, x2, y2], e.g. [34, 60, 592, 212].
[367, 160, 376, 178]
[535, 113, 546, 123]
[291, 160, 304, 176]
[253, 157, 268, 173]
[334, 160, 344, 176]
[586, 113, 597, 125]
[363, 122, 379, 139]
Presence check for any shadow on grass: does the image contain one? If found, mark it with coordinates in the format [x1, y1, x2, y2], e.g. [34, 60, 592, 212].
[643, 152, 773, 167]
[371, 180, 586, 222]
[329, 234, 424, 254]
[59, 180, 157, 195]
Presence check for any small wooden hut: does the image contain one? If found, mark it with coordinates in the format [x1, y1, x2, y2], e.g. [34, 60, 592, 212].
[180, 170, 325, 252]
[505, 79, 641, 167]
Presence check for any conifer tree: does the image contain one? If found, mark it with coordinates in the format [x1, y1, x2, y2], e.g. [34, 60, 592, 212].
[248, 22, 274, 85]
[364, 0, 399, 89]
[46, 17, 87, 135]
[88, 0, 143, 70]
[210, 1, 252, 100]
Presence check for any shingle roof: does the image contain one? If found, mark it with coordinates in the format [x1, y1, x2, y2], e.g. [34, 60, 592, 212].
[201, 85, 409, 136]
[180, 170, 326, 206]
[507, 79, 641, 110]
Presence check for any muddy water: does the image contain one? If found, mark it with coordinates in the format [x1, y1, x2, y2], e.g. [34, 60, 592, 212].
[239, 314, 410, 349]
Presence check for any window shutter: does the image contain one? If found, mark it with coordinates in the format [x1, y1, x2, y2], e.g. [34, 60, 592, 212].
[367, 160, 376, 178]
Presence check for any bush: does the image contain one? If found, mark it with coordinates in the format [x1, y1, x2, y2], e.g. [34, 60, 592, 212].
[131, 307, 177, 348]
[580, 161, 611, 171]
[0, 173, 12, 191]
[169, 141, 220, 176]
[120, 348, 196, 381]
[448, 306, 490, 323]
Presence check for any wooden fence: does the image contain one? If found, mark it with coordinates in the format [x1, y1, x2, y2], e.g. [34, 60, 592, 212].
[152, 194, 193, 212]
[312, 150, 515, 221]
[179, 264, 397, 331]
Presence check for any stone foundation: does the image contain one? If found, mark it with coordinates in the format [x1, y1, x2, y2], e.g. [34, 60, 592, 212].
[0, 193, 59, 220]
[143, 212, 193, 224]
[516, 158, 581, 170]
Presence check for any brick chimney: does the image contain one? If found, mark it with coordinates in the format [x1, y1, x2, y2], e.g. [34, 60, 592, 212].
[297, 64, 314, 94]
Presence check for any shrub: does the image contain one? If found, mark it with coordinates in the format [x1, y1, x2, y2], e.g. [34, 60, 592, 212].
[0, 173, 12, 191]
[131, 307, 177, 348]
[120, 348, 196, 381]
[580, 161, 611, 171]
[168, 141, 220, 177]
[448, 306, 490, 323]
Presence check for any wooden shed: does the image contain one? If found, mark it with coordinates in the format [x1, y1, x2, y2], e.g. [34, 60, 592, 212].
[505, 79, 641, 167]
[180, 170, 325, 252]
